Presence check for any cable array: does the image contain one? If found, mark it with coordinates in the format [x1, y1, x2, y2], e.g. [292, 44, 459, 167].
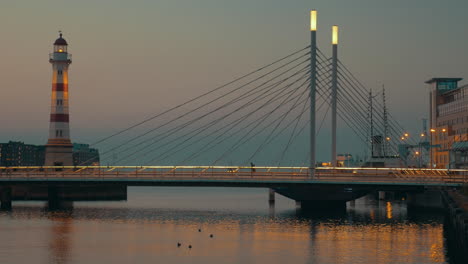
[78, 44, 413, 167]
[85, 46, 327, 166]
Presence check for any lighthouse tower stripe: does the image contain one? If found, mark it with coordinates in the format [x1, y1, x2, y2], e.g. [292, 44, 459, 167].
[50, 113, 69, 122]
[52, 83, 68, 91]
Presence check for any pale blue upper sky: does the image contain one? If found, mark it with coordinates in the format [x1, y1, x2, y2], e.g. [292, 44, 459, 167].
[0, 0, 467, 161]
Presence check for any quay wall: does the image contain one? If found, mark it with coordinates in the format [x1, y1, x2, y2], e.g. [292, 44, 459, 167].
[441, 190, 468, 263]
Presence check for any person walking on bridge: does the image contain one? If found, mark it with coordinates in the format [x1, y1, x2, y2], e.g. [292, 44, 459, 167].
[250, 162, 256, 173]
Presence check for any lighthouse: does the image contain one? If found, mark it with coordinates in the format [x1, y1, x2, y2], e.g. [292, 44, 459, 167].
[44, 32, 73, 166]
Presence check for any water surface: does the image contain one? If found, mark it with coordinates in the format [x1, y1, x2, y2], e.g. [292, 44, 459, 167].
[0, 187, 451, 263]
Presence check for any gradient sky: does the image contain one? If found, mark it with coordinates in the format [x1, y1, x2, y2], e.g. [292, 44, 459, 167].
[1, 0, 467, 162]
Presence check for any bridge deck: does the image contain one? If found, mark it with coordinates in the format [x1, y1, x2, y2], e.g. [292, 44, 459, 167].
[0, 166, 467, 187]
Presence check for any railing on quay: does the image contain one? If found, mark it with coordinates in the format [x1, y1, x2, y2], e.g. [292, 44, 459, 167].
[0, 166, 467, 186]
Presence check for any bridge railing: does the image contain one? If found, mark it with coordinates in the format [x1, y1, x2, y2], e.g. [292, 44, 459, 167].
[0, 166, 467, 185]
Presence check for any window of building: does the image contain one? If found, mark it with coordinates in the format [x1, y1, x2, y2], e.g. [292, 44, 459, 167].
[438, 81, 458, 93]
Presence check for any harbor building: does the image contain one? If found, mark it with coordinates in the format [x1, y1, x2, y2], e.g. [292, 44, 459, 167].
[0, 141, 99, 167]
[0, 141, 45, 166]
[427, 78, 468, 168]
[73, 143, 100, 166]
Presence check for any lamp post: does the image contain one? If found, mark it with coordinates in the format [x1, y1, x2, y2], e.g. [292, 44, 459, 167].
[331, 25, 338, 167]
[430, 128, 436, 168]
[309, 10, 317, 178]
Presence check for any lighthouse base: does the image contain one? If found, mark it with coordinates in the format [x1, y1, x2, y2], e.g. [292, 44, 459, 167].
[45, 144, 74, 166]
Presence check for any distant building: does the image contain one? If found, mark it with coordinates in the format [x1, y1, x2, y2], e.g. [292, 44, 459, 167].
[0, 141, 45, 166]
[427, 78, 468, 168]
[0, 141, 99, 167]
[337, 154, 354, 167]
[72, 143, 100, 166]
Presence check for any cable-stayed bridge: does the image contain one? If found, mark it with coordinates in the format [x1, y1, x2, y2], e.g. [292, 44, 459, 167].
[1, 11, 467, 210]
[80, 46, 413, 168]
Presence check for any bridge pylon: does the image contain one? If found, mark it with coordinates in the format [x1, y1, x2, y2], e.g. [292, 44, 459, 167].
[331, 25, 339, 166]
[309, 10, 317, 178]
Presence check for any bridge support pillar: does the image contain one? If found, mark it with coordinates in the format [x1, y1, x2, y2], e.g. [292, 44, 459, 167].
[47, 186, 73, 210]
[309, 10, 317, 178]
[268, 189, 275, 204]
[1, 186, 12, 210]
[378, 191, 386, 200]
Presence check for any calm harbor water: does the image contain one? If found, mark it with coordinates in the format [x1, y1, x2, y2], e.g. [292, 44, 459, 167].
[0, 187, 456, 264]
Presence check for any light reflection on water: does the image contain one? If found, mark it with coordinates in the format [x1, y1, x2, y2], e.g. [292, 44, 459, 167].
[0, 187, 450, 264]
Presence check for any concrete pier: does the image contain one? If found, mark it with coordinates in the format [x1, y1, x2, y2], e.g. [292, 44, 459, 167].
[378, 191, 386, 200]
[268, 189, 275, 203]
[47, 186, 67, 210]
[0, 184, 127, 210]
[275, 185, 371, 211]
[441, 190, 468, 263]
[1, 186, 12, 210]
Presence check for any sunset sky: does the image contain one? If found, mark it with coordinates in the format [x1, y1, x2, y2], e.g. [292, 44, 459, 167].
[1, 0, 467, 162]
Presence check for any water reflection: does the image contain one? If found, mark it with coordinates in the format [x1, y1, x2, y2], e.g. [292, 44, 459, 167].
[48, 211, 73, 264]
[386, 201, 393, 219]
[0, 190, 453, 264]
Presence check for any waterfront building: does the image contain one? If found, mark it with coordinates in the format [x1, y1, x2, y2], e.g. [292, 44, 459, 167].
[45, 33, 74, 166]
[427, 78, 468, 168]
[0, 142, 99, 167]
[72, 143, 100, 166]
[0, 141, 45, 166]
[336, 154, 354, 167]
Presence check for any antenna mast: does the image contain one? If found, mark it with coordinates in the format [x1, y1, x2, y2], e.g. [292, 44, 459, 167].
[382, 85, 388, 156]
[368, 89, 374, 157]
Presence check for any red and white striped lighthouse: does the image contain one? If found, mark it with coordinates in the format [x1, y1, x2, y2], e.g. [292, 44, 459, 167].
[45, 32, 73, 166]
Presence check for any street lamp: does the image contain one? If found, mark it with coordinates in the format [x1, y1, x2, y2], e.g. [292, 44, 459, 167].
[415, 151, 421, 167]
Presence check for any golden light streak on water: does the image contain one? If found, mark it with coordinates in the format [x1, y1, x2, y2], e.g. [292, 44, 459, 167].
[386, 202, 393, 219]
